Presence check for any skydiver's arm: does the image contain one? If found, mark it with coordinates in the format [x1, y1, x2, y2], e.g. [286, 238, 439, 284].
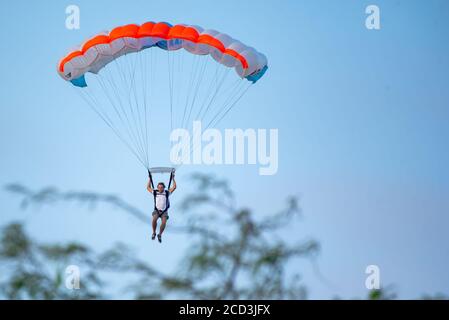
[147, 179, 153, 193]
[169, 176, 177, 194]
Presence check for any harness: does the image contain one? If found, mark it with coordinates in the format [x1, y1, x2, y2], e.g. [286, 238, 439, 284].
[148, 167, 175, 217]
[153, 190, 170, 214]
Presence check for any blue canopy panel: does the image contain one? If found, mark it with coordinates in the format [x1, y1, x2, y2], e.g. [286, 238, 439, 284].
[246, 65, 268, 84]
[70, 75, 87, 88]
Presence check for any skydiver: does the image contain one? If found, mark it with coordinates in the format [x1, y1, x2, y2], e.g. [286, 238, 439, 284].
[147, 174, 177, 243]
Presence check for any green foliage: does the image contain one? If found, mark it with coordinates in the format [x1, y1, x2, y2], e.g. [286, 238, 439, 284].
[4, 174, 445, 300]
[0, 223, 104, 299]
[0, 223, 31, 259]
[3, 173, 318, 299]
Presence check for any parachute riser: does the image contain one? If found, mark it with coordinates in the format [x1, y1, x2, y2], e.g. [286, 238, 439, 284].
[148, 167, 175, 190]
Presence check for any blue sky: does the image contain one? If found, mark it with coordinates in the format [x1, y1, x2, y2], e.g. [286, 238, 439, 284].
[1, 0, 449, 299]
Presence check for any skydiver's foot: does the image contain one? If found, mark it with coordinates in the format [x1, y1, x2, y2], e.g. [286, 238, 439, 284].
[152, 233, 156, 240]
[157, 234, 162, 243]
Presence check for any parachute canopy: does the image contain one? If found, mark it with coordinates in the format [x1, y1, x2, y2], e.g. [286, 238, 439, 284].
[57, 21, 268, 169]
[58, 21, 268, 87]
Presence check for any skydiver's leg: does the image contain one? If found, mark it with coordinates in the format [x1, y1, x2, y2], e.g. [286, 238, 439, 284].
[152, 213, 158, 239]
[159, 215, 168, 236]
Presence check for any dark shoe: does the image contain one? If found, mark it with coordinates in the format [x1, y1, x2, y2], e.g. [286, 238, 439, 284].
[157, 234, 162, 243]
[152, 233, 156, 240]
